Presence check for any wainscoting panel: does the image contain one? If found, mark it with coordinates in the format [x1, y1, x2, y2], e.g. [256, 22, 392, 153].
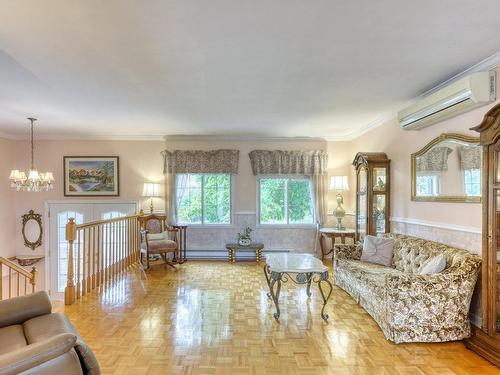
[390, 217, 481, 255]
[185, 213, 318, 256]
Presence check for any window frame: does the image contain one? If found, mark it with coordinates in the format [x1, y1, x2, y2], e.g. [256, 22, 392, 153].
[256, 175, 316, 228]
[175, 173, 234, 227]
[463, 168, 481, 197]
[415, 173, 441, 197]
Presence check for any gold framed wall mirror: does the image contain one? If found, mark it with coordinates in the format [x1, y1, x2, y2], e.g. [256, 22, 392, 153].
[411, 133, 481, 203]
[22, 210, 43, 250]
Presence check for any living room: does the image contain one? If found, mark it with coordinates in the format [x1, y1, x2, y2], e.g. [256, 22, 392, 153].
[0, 1, 499, 374]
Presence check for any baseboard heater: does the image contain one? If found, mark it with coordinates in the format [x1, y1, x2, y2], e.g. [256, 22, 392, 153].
[185, 249, 290, 261]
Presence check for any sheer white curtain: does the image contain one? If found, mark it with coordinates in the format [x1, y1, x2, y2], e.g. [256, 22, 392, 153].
[312, 174, 328, 255]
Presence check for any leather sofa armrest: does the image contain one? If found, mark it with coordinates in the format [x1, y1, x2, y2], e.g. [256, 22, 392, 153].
[333, 244, 362, 262]
[0, 291, 52, 328]
[0, 333, 76, 375]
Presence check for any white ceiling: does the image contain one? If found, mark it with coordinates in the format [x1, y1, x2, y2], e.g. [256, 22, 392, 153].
[0, 0, 500, 140]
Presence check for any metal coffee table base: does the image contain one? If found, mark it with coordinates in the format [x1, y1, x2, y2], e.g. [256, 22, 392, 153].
[263, 264, 333, 322]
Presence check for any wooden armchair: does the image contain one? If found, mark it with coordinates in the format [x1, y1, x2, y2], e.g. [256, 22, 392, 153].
[138, 214, 179, 270]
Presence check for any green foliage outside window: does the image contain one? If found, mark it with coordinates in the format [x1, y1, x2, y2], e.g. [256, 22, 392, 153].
[176, 174, 230, 224]
[260, 178, 314, 224]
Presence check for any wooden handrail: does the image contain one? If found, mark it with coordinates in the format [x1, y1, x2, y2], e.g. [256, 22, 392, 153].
[74, 214, 140, 229]
[0, 257, 36, 300]
[65, 214, 141, 305]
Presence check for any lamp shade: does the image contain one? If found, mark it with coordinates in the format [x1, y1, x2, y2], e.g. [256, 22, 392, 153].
[330, 176, 349, 191]
[142, 182, 161, 197]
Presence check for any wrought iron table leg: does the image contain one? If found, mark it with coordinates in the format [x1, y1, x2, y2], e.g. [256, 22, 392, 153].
[317, 272, 333, 322]
[264, 264, 272, 298]
[269, 276, 282, 321]
[306, 272, 312, 297]
[264, 267, 282, 321]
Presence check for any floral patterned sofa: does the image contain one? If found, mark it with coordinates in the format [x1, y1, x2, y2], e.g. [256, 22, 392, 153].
[333, 233, 481, 343]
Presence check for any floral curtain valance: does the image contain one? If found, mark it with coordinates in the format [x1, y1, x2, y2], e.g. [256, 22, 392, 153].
[458, 145, 481, 170]
[248, 150, 328, 176]
[416, 147, 453, 173]
[162, 149, 240, 174]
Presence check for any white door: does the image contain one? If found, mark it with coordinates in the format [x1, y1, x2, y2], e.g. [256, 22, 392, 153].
[47, 202, 137, 300]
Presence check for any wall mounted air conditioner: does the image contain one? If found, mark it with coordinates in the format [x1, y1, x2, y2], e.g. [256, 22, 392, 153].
[398, 71, 496, 130]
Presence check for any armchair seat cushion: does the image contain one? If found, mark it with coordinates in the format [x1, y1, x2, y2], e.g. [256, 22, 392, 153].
[146, 239, 177, 253]
[23, 313, 100, 375]
[0, 325, 27, 355]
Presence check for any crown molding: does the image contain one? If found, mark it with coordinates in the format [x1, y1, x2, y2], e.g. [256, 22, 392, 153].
[12, 133, 166, 141]
[323, 111, 398, 142]
[163, 134, 327, 143]
[0, 130, 20, 140]
[325, 50, 500, 142]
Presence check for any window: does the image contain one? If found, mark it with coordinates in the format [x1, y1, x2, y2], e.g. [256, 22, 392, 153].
[259, 178, 314, 225]
[464, 169, 481, 196]
[416, 175, 440, 196]
[176, 174, 231, 224]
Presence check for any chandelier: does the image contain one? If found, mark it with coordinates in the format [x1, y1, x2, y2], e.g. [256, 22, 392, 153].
[9, 118, 54, 192]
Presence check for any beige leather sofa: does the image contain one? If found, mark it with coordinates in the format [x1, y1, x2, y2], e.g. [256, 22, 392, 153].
[0, 291, 100, 375]
[334, 233, 481, 343]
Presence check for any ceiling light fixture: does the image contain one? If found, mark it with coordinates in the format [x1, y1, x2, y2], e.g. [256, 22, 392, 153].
[9, 117, 54, 192]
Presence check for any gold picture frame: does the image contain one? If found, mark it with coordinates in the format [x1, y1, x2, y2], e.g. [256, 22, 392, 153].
[411, 133, 481, 203]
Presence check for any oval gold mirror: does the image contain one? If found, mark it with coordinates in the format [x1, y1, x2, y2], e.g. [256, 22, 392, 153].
[411, 133, 481, 203]
[22, 210, 43, 250]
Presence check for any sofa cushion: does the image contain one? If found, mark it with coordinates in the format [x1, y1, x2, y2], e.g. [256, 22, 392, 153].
[361, 235, 394, 266]
[385, 234, 444, 273]
[23, 313, 100, 375]
[419, 254, 447, 275]
[0, 325, 27, 355]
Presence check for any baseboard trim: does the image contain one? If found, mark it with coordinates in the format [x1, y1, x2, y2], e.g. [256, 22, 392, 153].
[390, 216, 481, 234]
[186, 249, 291, 260]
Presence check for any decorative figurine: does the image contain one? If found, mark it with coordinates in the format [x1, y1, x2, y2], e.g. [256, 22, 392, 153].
[237, 227, 252, 246]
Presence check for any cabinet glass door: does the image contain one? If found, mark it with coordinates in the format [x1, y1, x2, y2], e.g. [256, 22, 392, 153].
[373, 194, 386, 234]
[373, 167, 387, 192]
[357, 168, 368, 242]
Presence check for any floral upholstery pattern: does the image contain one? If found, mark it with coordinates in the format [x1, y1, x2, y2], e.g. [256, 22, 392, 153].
[145, 219, 162, 234]
[333, 233, 481, 343]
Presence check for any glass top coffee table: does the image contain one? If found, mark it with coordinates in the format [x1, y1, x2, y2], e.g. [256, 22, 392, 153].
[263, 253, 333, 322]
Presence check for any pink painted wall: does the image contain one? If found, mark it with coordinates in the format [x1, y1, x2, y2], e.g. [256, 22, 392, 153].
[0, 137, 17, 258]
[11, 140, 165, 292]
[327, 66, 500, 255]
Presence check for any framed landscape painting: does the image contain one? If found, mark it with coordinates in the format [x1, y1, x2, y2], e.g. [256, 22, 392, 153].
[64, 156, 119, 196]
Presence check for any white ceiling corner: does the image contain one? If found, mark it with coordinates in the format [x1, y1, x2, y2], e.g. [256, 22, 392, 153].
[0, 0, 500, 141]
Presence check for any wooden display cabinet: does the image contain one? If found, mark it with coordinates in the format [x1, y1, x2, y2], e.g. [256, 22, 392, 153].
[465, 103, 500, 366]
[353, 152, 391, 243]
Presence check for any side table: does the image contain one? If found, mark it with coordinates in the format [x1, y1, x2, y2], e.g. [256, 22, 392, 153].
[225, 243, 264, 263]
[172, 225, 187, 263]
[319, 228, 355, 261]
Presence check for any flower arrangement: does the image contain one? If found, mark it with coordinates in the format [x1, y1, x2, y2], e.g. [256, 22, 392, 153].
[237, 227, 252, 246]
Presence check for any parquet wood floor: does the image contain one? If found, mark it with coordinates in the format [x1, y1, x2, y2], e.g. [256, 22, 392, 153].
[55, 261, 499, 375]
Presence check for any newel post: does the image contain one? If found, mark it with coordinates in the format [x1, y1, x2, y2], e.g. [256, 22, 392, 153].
[30, 266, 36, 294]
[65, 218, 76, 305]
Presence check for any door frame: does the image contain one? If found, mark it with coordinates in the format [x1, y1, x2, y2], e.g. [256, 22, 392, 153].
[44, 200, 139, 298]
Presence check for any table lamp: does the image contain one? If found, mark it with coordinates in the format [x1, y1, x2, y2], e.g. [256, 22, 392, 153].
[330, 176, 349, 230]
[142, 182, 161, 213]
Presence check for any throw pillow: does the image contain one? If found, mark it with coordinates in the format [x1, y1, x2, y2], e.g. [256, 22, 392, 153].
[419, 254, 447, 275]
[147, 232, 166, 241]
[361, 235, 395, 267]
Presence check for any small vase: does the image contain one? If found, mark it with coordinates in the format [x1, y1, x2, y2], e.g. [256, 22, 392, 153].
[238, 238, 251, 246]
